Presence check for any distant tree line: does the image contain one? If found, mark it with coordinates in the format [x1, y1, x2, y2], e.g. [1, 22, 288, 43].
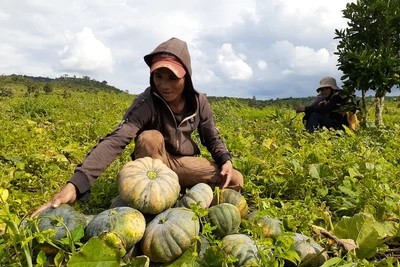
[0, 74, 126, 97]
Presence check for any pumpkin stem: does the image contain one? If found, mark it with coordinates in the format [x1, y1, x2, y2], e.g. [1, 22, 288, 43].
[109, 209, 118, 216]
[147, 171, 157, 179]
[159, 217, 167, 224]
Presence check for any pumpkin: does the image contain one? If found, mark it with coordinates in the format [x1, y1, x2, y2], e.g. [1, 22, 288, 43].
[140, 207, 200, 263]
[199, 234, 210, 259]
[36, 204, 86, 241]
[176, 183, 213, 209]
[285, 233, 328, 267]
[118, 157, 180, 215]
[247, 211, 282, 238]
[83, 214, 96, 225]
[207, 203, 241, 238]
[222, 234, 259, 267]
[85, 207, 146, 249]
[110, 195, 128, 208]
[212, 189, 249, 218]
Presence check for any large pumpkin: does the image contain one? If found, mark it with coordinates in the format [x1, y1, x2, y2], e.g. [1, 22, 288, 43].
[85, 207, 146, 249]
[36, 204, 86, 241]
[285, 233, 328, 267]
[247, 211, 282, 239]
[207, 203, 241, 238]
[176, 183, 213, 209]
[212, 189, 249, 218]
[110, 195, 128, 208]
[141, 207, 200, 263]
[222, 234, 259, 267]
[118, 157, 180, 215]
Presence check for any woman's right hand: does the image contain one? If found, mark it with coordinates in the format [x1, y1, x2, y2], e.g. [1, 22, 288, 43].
[31, 182, 77, 218]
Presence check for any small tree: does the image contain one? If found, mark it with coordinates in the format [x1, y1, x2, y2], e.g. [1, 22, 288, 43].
[26, 82, 40, 96]
[43, 83, 53, 94]
[335, 0, 400, 127]
[0, 86, 13, 97]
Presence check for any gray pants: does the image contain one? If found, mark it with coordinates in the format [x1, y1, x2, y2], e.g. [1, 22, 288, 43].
[133, 130, 243, 192]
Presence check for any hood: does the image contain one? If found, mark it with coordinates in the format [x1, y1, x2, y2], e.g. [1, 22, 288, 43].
[144, 37, 195, 92]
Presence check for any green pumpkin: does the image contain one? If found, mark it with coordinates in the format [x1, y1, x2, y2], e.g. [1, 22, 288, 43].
[212, 189, 249, 218]
[287, 233, 328, 267]
[85, 207, 146, 249]
[222, 234, 259, 267]
[110, 195, 128, 208]
[36, 204, 86, 241]
[247, 211, 282, 239]
[176, 183, 213, 209]
[207, 203, 241, 238]
[118, 157, 180, 215]
[140, 207, 200, 263]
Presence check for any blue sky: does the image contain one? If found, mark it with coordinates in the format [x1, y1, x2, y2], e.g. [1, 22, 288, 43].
[0, 0, 372, 100]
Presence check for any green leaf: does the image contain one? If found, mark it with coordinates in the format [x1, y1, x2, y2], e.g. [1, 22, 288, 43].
[0, 188, 9, 202]
[54, 250, 65, 267]
[333, 213, 380, 259]
[36, 250, 47, 265]
[128, 255, 150, 267]
[320, 257, 345, 267]
[309, 164, 334, 180]
[201, 246, 225, 267]
[67, 232, 126, 267]
[160, 242, 201, 267]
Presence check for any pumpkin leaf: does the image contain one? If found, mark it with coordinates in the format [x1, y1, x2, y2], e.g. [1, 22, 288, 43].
[160, 241, 201, 267]
[67, 232, 126, 266]
[333, 213, 390, 259]
[201, 246, 225, 267]
[127, 255, 150, 267]
[309, 164, 334, 180]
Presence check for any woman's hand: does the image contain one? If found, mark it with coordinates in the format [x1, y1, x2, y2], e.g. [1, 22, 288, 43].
[31, 183, 77, 217]
[220, 160, 233, 189]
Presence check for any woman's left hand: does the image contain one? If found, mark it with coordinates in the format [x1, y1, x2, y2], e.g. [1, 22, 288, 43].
[220, 160, 233, 189]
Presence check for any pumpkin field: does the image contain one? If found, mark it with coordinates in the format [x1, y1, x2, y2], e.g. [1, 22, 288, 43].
[1, 75, 400, 266]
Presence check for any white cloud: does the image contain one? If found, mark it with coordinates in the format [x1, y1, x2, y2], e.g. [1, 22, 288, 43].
[237, 7, 261, 25]
[216, 43, 253, 80]
[257, 60, 268, 70]
[58, 27, 114, 73]
[265, 40, 338, 77]
[2, 0, 384, 100]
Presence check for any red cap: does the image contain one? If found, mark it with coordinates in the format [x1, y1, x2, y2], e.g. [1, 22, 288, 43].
[150, 53, 186, 78]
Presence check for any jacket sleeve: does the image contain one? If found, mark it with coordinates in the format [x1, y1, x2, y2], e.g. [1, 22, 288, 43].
[68, 96, 153, 201]
[197, 94, 231, 167]
[305, 94, 343, 114]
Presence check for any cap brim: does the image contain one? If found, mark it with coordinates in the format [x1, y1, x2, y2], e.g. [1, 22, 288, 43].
[150, 61, 186, 78]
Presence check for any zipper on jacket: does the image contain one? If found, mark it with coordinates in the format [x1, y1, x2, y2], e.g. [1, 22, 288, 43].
[152, 91, 181, 153]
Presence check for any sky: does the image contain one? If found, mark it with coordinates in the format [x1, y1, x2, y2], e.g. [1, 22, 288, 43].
[0, 0, 365, 100]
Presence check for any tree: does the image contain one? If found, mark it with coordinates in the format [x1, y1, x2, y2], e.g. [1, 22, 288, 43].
[43, 83, 53, 94]
[26, 82, 40, 96]
[335, 0, 400, 127]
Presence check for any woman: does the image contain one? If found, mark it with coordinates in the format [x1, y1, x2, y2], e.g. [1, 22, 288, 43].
[296, 76, 348, 133]
[33, 37, 243, 216]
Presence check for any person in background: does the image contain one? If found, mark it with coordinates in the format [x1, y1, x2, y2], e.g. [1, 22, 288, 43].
[295, 76, 348, 133]
[32, 37, 243, 216]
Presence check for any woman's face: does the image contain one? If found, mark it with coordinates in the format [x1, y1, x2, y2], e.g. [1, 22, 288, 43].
[319, 87, 333, 98]
[153, 67, 185, 104]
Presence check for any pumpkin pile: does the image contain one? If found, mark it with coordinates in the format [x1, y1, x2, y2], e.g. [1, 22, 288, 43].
[35, 157, 327, 266]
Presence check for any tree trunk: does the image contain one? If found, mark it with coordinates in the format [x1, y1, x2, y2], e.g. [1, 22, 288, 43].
[360, 89, 367, 127]
[375, 96, 385, 127]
